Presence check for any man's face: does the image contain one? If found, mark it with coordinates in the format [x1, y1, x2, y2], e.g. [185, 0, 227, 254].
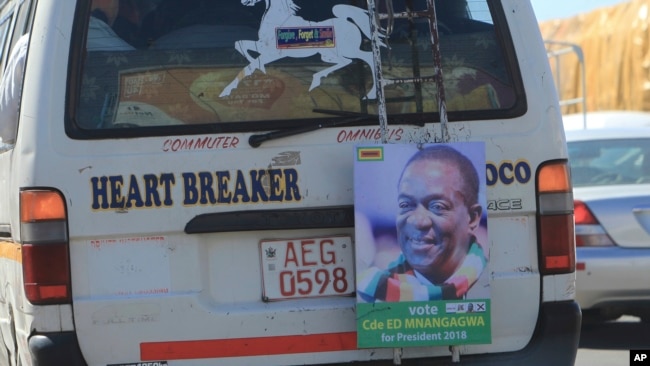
[396, 158, 480, 284]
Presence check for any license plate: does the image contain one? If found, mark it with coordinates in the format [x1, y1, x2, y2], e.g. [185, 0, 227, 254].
[260, 236, 355, 301]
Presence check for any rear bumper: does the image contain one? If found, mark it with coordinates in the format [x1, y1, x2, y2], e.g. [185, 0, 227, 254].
[26, 302, 579, 366]
[448, 301, 581, 366]
[29, 332, 87, 366]
[334, 301, 582, 366]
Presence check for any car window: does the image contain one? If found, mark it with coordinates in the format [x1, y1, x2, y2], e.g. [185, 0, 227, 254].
[70, 0, 522, 138]
[568, 138, 650, 186]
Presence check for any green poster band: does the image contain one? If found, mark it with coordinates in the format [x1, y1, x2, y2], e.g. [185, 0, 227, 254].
[357, 300, 492, 348]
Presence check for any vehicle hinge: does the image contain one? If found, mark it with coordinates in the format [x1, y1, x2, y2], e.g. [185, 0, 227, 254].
[451, 345, 461, 362]
[393, 347, 403, 365]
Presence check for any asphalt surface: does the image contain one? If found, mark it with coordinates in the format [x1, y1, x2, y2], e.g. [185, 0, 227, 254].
[579, 317, 650, 349]
[575, 316, 650, 366]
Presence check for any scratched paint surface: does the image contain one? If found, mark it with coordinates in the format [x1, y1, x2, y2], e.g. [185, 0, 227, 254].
[87, 237, 171, 297]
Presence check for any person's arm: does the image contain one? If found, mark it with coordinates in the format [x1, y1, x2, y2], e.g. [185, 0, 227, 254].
[0, 34, 29, 146]
[87, 16, 136, 51]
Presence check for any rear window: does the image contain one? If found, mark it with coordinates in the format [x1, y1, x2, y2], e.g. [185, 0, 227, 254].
[68, 0, 523, 139]
[568, 138, 650, 187]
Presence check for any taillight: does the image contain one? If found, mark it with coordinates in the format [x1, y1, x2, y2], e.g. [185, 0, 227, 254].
[20, 189, 71, 304]
[536, 161, 576, 275]
[574, 200, 614, 247]
[574, 200, 598, 225]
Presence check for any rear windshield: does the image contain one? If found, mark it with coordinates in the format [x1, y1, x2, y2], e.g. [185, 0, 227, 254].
[568, 138, 650, 187]
[68, 0, 523, 138]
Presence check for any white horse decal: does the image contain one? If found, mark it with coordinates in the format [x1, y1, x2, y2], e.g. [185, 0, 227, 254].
[220, 0, 383, 99]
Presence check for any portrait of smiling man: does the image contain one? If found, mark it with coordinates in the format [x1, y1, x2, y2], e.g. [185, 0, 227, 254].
[357, 144, 489, 303]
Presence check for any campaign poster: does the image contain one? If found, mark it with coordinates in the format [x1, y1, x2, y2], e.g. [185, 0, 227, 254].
[354, 143, 491, 348]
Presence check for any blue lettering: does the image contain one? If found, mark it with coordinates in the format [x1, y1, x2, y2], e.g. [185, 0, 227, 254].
[91, 176, 110, 210]
[199, 171, 217, 204]
[91, 169, 303, 210]
[487, 160, 532, 186]
[269, 169, 283, 201]
[515, 161, 531, 184]
[143, 174, 161, 207]
[159, 173, 175, 206]
[109, 176, 125, 209]
[250, 170, 268, 203]
[486, 163, 498, 186]
[233, 170, 251, 203]
[125, 175, 144, 208]
[216, 171, 232, 204]
[182, 173, 199, 205]
[499, 162, 515, 185]
[284, 168, 301, 201]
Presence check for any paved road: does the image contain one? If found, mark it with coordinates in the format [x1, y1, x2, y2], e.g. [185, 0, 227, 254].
[575, 349, 629, 366]
[575, 316, 650, 366]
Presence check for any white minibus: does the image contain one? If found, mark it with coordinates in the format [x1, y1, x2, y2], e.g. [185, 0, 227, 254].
[0, 0, 579, 365]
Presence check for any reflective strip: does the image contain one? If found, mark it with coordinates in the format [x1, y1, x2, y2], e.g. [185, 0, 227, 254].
[545, 255, 570, 269]
[574, 224, 607, 236]
[20, 220, 68, 244]
[140, 332, 357, 360]
[537, 192, 573, 215]
[0, 240, 21, 263]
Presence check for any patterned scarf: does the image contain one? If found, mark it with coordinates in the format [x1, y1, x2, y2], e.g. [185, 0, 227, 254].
[357, 241, 487, 302]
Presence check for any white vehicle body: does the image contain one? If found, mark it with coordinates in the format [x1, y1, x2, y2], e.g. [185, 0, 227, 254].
[0, 0, 579, 365]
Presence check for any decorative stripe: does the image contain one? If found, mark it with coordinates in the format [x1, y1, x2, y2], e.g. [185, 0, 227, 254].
[0, 241, 21, 263]
[140, 332, 357, 361]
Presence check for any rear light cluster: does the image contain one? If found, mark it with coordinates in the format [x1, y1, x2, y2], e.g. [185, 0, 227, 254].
[573, 200, 615, 247]
[536, 161, 576, 275]
[19, 189, 71, 305]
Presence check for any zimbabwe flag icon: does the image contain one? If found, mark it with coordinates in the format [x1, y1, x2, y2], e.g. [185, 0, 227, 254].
[357, 147, 384, 161]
